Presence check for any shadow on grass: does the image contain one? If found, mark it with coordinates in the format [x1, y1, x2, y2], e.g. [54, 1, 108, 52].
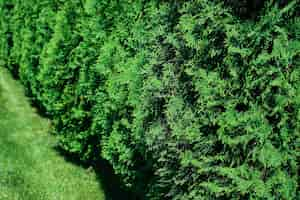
[54, 146, 140, 200]
[3, 69, 141, 200]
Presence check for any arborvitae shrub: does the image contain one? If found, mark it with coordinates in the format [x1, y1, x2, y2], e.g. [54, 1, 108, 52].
[1, 0, 299, 199]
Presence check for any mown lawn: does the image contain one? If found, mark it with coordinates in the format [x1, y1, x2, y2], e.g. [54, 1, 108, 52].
[0, 67, 106, 200]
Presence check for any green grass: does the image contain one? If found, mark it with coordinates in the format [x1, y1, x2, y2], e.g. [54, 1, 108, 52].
[0, 67, 106, 200]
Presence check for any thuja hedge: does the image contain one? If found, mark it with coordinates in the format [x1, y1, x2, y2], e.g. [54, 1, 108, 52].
[0, 0, 299, 199]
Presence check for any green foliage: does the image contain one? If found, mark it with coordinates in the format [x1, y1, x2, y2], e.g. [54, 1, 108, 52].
[0, 67, 105, 200]
[0, 0, 299, 199]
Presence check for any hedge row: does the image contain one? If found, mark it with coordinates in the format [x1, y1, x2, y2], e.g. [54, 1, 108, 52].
[0, 0, 299, 199]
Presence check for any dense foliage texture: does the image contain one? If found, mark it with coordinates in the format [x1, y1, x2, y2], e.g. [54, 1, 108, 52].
[0, 0, 299, 199]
